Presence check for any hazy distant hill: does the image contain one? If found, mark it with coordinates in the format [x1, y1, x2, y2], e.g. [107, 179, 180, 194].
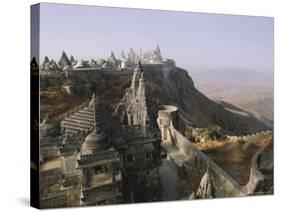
[191, 68, 273, 128]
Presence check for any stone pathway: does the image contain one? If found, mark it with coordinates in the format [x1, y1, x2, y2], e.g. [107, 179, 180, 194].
[159, 159, 180, 201]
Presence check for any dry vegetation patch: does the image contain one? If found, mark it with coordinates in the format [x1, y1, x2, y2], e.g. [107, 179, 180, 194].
[40, 90, 88, 123]
[194, 134, 272, 184]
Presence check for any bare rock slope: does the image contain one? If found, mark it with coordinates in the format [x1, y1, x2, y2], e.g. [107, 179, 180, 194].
[142, 64, 267, 135]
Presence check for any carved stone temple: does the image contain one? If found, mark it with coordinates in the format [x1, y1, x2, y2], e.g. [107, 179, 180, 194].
[77, 94, 123, 205]
[39, 61, 163, 207]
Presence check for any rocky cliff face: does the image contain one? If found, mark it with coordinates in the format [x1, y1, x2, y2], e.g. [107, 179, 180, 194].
[141, 64, 267, 135]
[41, 64, 268, 134]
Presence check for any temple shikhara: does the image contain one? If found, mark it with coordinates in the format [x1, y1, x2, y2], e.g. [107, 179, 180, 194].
[39, 46, 173, 75]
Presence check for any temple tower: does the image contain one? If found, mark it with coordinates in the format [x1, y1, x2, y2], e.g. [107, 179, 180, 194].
[116, 62, 162, 202]
[77, 93, 123, 206]
[126, 61, 149, 130]
[157, 105, 179, 143]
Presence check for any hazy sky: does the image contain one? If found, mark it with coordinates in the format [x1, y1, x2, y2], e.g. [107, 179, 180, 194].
[39, 3, 274, 75]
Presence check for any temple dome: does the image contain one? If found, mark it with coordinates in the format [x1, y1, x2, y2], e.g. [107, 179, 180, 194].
[74, 60, 89, 69]
[96, 58, 106, 65]
[80, 92, 110, 155]
[80, 130, 110, 155]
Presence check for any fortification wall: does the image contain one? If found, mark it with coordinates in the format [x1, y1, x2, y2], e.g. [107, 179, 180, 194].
[158, 104, 248, 197]
[226, 130, 272, 142]
[170, 128, 244, 197]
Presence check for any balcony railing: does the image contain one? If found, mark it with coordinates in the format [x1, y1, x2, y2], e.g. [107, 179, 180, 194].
[77, 151, 120, 167]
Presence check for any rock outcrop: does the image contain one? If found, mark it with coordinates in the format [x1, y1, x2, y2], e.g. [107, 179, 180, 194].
[142, 64, 267, 135]
[190, 169, 216, 199]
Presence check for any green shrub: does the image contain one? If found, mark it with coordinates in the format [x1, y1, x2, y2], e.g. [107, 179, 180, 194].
[237, 139, 246, 145]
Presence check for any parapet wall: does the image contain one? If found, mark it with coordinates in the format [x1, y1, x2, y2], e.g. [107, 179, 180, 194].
[157, 105, 243, 197]
[170, 128, 244, 197]
[157, 105, 270, 197]
[226, 130, 272, 142]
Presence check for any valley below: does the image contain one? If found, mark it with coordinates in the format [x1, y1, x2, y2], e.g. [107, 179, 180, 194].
[192, 68, 273, 129]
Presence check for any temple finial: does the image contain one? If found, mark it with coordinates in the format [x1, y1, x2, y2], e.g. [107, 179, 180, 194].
[89, 91, 97, 107]
[139, 48, 142, 63]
